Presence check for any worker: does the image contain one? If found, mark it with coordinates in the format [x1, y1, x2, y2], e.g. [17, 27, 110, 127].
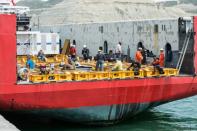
[159, 48, 165, 67]
[127, 60, 141, 76]
[112, 59, 123, 71]
[95, 49, 105, 71]
[61, 56, 75, 70]
[108, 50, 116, 62]
[26, 55, 35, 71]
[82, 45, 89, 61]
[39, 63, 47, 75]
[17, 65, 29, 81]
[69, 44, 76, 60]
[152, 57, 164, 74]
[135, 47, 143, 64]
[115, 42, 122, 59]
[141, 48, 147, 64]
[37, 50, 46, 62]
[50, 63, 55, 71]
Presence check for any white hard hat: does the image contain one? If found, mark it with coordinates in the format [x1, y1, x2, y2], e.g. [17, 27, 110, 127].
[138, 47, 142, 50]
[160, 48, 164, 51]
[71, 44, 75, 47]
[83, 45, 87, 48]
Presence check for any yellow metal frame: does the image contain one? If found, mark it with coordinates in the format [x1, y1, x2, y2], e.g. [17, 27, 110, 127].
[29, 75, 47, 83]
[110, 71, 123, 79]
[59, 72, 72, 81]
[122, 71, 134, 79]
[72, 72, 89, 81]
[47, 74, 60, 82]
[89, 72, 99, 80]
[98, 72, 110, 80]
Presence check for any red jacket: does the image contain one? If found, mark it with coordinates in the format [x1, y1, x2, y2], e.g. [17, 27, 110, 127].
[152, 59, 160, 66]
[70, 47, 76, 55]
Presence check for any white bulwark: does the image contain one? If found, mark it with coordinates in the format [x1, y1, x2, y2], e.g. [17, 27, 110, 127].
[17, 31, 60, 55]
[39, 18, 179, 58]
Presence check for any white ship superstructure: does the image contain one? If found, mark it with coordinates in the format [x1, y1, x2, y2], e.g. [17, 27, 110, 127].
[0, 0, 29, 15]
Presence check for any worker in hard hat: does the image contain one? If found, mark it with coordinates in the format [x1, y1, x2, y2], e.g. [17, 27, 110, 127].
[159, 48, 165, 67]
[70, 44, 76, 60]
[82, 45, 90, 61]
[135, 47, 143, 64]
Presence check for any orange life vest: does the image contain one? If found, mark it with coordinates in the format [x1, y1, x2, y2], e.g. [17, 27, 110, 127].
[159, 53, 165, 67]
[135, 51, 143, 63]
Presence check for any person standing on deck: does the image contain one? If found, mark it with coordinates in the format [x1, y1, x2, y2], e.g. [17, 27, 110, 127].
[26, 55, 35, 71]
[159, 48, 165, 67]
[95, 49, 105, 71]
[115, 42, 122, 59]
[82, 45, 90, 61]
[135, 48, 143, 64]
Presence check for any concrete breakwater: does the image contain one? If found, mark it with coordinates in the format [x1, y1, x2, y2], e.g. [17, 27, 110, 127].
[0, 115, 19, 131]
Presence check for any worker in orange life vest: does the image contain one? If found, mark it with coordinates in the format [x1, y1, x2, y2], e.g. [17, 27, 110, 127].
[152, 57, 164, 74]
[135, 47, 143, 64]
[159, 48, 165, 67]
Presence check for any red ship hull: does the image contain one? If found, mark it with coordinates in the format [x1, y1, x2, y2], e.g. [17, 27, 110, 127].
[0, 77, 197, 110]
[0, 15, 197, 124]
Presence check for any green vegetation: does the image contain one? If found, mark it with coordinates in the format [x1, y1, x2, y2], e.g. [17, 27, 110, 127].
[17, 0, 64, 9]
[18, 0, 197, 9]
[179, 0, 197, 5]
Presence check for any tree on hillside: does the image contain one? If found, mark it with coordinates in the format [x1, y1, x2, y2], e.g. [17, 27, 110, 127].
[17, 0, 64, 9]
[179, 0, 197, 5]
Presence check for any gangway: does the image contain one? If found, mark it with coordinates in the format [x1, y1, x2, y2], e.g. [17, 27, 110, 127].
[176, 28, 192, 73]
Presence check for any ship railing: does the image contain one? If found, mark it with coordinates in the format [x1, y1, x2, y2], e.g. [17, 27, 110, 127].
[28, 68, 178, 83]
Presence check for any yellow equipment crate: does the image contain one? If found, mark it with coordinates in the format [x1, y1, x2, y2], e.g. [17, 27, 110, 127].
[36, 62, 47, 67]
[155, 68, 169, 77]
[32, 57, 38, 63]
[46, 57, 55, 63]
[47, 74, 59, 82]
[143, 69, 158, 77]
[18, 56, 27, 60]
[110, 71, 123, 79]
[72, 72, 89, 81]
[29, 75, 47, 83]
[134, 69, 144, 78]
[122, 71, 134, 79]
[59, 72, 72, 81]
[17, 57, 27, 65]
[168, 68, 178, 76]
[54, 54, 66, 62]
[98, 72, 110, 80]
[17, 58, 23, 64]
[88, 72, 99, 80]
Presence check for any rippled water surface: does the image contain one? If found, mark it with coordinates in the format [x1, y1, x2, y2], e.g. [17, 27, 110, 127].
[3, 96, 197, 131]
